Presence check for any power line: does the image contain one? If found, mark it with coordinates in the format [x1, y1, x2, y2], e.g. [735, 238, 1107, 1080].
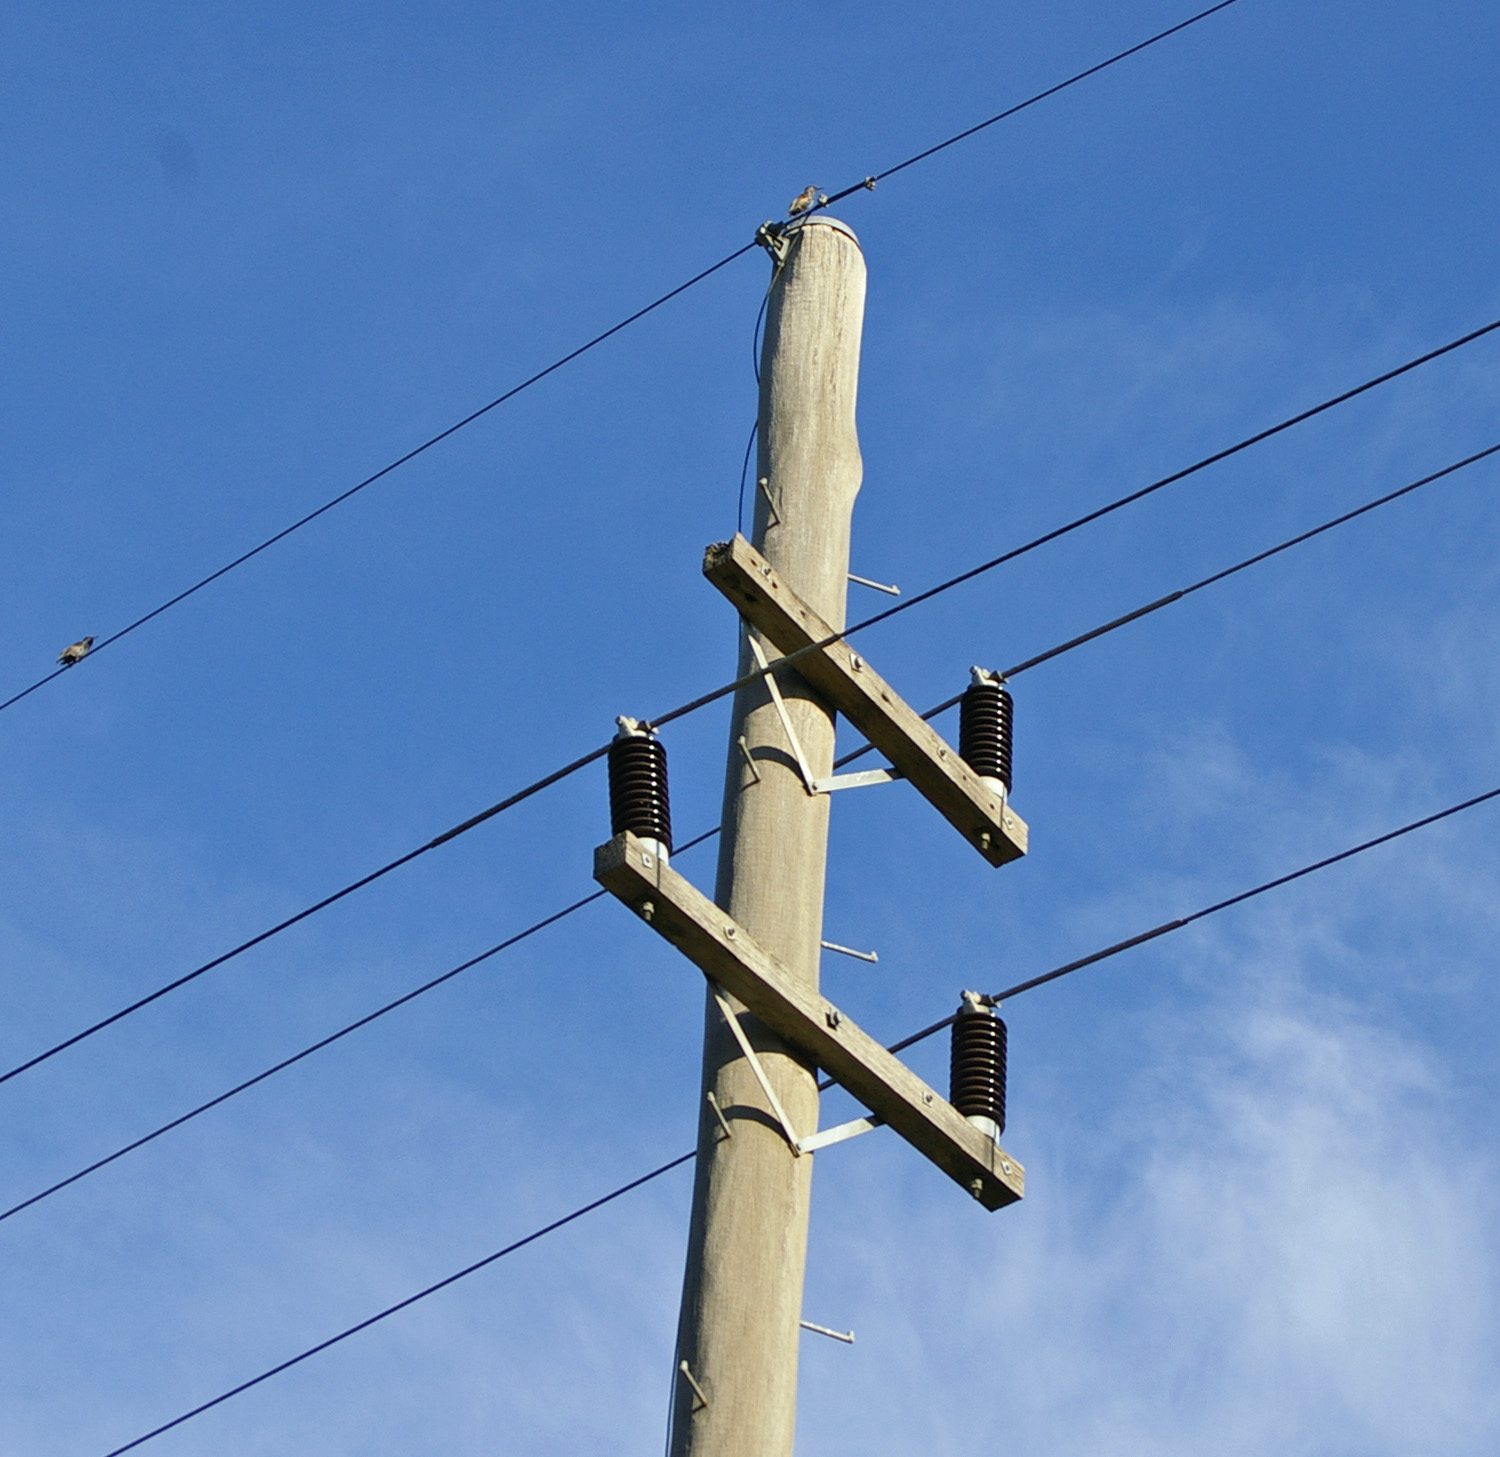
[0, 735, 621, 1089]
[6, 1, 1243, 723]
[652, 311, 1500, 736]
[791, 318, 1500, 669]
[0, 246, 756, 719]
[4, 323, 1494, 1093]
[875, 438, 1500, 742]
[0, 828, 719, 1226]
[819, 0, 1244, 210]
[98, 1151, 699, 1457]
[17, 431, 1487, 1217]
[0, 901, 593, 1223]
[885, 784, 1500, 1056]
[94, 779, 1499, 1456]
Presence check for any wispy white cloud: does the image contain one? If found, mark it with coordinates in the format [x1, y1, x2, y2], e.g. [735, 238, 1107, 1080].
[799, 977, 1500, 1457]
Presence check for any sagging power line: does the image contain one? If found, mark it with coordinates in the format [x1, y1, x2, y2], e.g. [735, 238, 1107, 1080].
[3, 0, 1245, 722]
[2, 371, 1493, 1095]
[10, 435, 1491, 1227]
[93, 778, 1500, 1457]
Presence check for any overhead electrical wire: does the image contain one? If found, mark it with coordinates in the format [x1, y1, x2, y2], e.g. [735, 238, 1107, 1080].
[3, 0, 1245, 723]
[0, 880, 603, 1225]
[2, 368, 1494, 1095]
[818, 0, 1245, 209]
[0, 245, 756, 718]
[0, 736, 618, 1089]
[93, 779, 1500, 1456]
[9, 438, 1491, 1223]
[0, 840, 728, 1225]
[98, 1150, 700, 1457]
[883, 783, 1500, 1056]
[843, 436, 1500, 760]
[693, 313, 1500, 718]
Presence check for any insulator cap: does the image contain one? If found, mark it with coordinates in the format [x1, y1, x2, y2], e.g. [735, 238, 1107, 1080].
[950, 999, 1007, 1135]
[959, 670, 1013, 795]
[608, 722, 672, 853]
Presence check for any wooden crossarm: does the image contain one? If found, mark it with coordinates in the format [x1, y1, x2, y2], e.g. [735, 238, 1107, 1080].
[594, 831, 1024, 1211]
[703, 534, 1027, 867]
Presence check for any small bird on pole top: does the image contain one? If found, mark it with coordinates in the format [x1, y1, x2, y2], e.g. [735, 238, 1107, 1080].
[787, 184, 820, 217]
[57, 636, 94, 667]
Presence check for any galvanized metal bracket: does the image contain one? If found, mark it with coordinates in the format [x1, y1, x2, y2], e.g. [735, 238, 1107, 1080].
[815, 765, 903, 794]
[754, 219, 792, 265]
[711, 986, 805, 1157]
[746, 634, 818, 796]
[745, 633, 905, 798]
[798, 1113, 883, 1153]
[800, 1319, 856, 1344]
[709, 987, 883, 1159]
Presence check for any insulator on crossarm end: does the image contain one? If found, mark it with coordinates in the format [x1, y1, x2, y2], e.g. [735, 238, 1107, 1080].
[950, 990, 1007, 1144]
[608, 716, 673, 865]
[959, 667, 1013, 799]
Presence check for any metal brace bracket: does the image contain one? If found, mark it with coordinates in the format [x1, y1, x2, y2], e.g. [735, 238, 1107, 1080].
[746, 634, 818, 795]
[595, 830, 1026, 1209]
[746, 634, 903, 798]
[800, 1319, 856, 1344]
[712, 987, 804, 1156]
[712, 985, 886, 1158]
[815, 765, 903, 794]
[798, 1113, 883, 1153]
[754, 220, 792, 265]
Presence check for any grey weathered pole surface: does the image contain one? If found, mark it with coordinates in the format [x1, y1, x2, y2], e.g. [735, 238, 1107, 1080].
[669, 215, 866, 1456]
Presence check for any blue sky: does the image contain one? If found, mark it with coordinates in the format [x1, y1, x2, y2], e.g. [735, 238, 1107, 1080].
[3, 2, 1498, 1452]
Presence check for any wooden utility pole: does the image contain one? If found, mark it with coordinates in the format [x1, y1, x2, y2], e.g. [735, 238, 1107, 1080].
[598, 213, 1024, 1453]
[669, 215, 867, 1456]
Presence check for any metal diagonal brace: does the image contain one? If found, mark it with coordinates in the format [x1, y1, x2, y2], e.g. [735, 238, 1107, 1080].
[711, 987, 804, 1156]
[746, 634, 818, 796]
[745, 634, 905, 797]
[711, 989, 883, 1156]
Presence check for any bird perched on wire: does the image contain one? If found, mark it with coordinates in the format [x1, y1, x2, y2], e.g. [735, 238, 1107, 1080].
[787, 184, 821, 217]
[57, 636, 94, 667]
